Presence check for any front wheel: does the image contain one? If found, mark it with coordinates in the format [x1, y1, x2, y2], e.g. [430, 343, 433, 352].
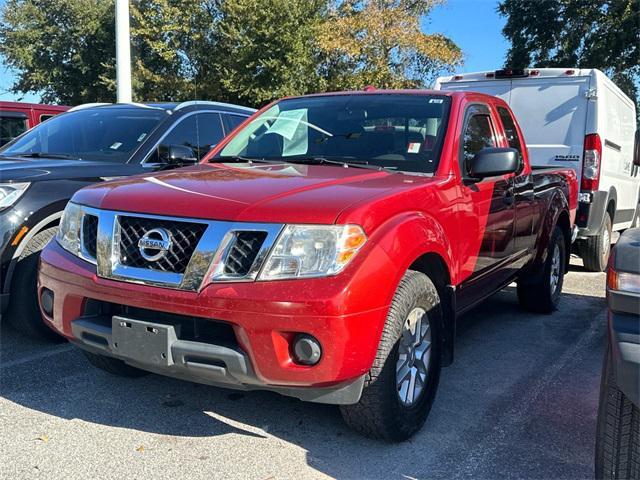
[7, 227, 64, 341]
[339, 270, 442, 442]
[517, 225, 566, 314]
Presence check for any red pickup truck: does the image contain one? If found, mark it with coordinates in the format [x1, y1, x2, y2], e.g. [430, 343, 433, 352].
[38, 90, 578, 441]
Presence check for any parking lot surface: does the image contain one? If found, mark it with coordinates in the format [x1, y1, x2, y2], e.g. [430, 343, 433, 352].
[0, 258, 606, 480]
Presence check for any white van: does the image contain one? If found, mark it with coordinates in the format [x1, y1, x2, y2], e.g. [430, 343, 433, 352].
[435, 68, 640, 271]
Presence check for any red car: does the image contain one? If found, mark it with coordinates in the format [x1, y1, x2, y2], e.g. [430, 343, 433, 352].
[38, 90, 578, 440]
[0, 101, 68, 146]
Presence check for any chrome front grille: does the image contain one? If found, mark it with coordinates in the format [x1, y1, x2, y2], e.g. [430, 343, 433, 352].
[81, 214, 99, 260]
[117, 216, 207, 274]
[223, 231, 268, 276]
[77, 207, 283, 291]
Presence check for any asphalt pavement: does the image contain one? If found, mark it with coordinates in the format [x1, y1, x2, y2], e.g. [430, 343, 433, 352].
[0, 257, 607, 480]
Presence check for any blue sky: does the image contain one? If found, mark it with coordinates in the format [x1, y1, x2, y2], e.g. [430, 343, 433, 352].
[0, 0, 507, 103]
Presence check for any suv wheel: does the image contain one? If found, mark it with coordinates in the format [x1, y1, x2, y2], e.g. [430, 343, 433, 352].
[583, 212, 613, 272]
[6, 227, 64, 341]
[339, 270, 442, 441]
[517, 225, 566, 313]
[595, 345, 640, 479]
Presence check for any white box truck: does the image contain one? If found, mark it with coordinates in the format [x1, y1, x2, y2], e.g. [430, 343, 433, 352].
[435, 68, 640, 271]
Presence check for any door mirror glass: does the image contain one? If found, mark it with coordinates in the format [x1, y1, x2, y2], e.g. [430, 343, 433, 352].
[468, 147, 519, 178]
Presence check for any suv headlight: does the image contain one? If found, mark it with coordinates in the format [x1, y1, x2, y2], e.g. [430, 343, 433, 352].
[57, 202, 83, 256]
[258, 224, 367, 280]
[0, 182, 30, 210]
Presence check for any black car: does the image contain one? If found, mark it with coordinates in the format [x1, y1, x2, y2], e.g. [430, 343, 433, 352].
[0, 100, 255, 339]
[595, 228, 640, 479]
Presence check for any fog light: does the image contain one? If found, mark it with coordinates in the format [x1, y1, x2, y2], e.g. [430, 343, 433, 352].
[292, 334, 322, 366]
[40, 288, 54, 317]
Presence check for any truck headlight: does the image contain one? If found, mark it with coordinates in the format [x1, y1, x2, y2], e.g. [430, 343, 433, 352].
[258, 224, 367, 280]
[57, 202, 83, 256]
[0, 182, 30, 210]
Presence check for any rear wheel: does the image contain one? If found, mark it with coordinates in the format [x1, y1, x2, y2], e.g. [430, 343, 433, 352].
[582, 212, 612, 272]
[6, 227, 63, 341]
[339, 270, 442, 442]
[517, 225, 566, 314]
[595, 345, 640, 479]
[83, 351, 149, 378]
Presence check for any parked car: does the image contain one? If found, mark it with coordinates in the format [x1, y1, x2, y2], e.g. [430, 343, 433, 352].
[0, 101, 68, 146]
[38, 90, 578, 440]
[595, 227, 640, 480]
[0, 100, 255, 339]
[435, 68, 639, 271]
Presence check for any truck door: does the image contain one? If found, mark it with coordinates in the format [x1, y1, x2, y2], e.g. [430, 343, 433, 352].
[496, 106, 538, 262]
[457, 104, 517, 310]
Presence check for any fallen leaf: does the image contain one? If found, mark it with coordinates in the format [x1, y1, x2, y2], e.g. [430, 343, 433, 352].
[34, 435, 49, 443]
[136, 445, 145, 453]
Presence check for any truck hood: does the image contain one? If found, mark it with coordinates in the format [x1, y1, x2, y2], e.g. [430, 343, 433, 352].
[73, 162, 426, 224]
[0, 155, 131, 182]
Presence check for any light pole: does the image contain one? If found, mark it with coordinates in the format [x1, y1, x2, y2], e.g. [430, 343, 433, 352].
[115, 0, 132, 103]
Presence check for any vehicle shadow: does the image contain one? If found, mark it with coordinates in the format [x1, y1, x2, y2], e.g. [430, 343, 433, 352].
[0, 284, 606, 479]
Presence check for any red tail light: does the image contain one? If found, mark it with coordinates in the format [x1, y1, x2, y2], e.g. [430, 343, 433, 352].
[581, 134, 602, 191]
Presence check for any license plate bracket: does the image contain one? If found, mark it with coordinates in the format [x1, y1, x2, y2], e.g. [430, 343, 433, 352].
[111, 316, 178, 367]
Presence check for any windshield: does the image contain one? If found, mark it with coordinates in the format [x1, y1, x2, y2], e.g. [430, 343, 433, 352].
[214, 94, 451, 174]
[0, 107, 166, 163]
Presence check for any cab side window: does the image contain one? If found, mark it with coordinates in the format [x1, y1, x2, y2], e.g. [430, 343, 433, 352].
[461, 113, 496, 175]
[497, 106, 523, 157]
[148, 113, 224, 163]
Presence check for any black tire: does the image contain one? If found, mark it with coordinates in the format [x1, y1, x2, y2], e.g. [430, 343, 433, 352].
[83, 350, 149, 378]
[339, 270, 442, 442]
[6, 227, 64, 341]
[517, 225, 566, 314]
[583, 212, 613, 272]
[595, 345, 640, 480]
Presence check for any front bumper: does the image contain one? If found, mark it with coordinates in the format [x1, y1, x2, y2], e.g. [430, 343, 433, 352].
[39, 240, 394, 404]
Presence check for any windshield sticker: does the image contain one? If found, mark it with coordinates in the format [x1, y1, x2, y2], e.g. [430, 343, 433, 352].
[407, 142, 421, 153]
[429, 99, 444, 104]
[137, 133, 147, 142]
[267, 109, 307, 141]
[110, 142, 123, 150]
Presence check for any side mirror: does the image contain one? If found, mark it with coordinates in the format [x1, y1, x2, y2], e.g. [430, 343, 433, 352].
[166, 145, 197, 167]
[634, 130, 639, 167]
[469, 147, 520, 178]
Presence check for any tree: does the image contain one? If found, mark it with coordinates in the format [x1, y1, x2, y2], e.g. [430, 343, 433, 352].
[498, 0, 640, 102]
[317, 0, 463, 90]
[0, 0, 116, 103]
[206, 0, 328, 107]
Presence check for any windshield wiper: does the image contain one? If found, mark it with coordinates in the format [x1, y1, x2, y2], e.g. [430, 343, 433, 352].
[211, 155, 285, 165]
[286, 156, 397, 172]
[13, 152, 79, 160]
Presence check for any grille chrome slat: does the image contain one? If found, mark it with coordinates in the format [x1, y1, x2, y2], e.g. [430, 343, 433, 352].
[117, 216, 207, 274]
[76, 207, 284, 291]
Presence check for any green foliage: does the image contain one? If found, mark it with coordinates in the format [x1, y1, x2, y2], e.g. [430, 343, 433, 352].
[0, 0, 462, 106]
[206, 0, 328, 107]
[318, 0, 462, 90]
[498, 0, 640, 102]
[0, 0, 116, 103]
